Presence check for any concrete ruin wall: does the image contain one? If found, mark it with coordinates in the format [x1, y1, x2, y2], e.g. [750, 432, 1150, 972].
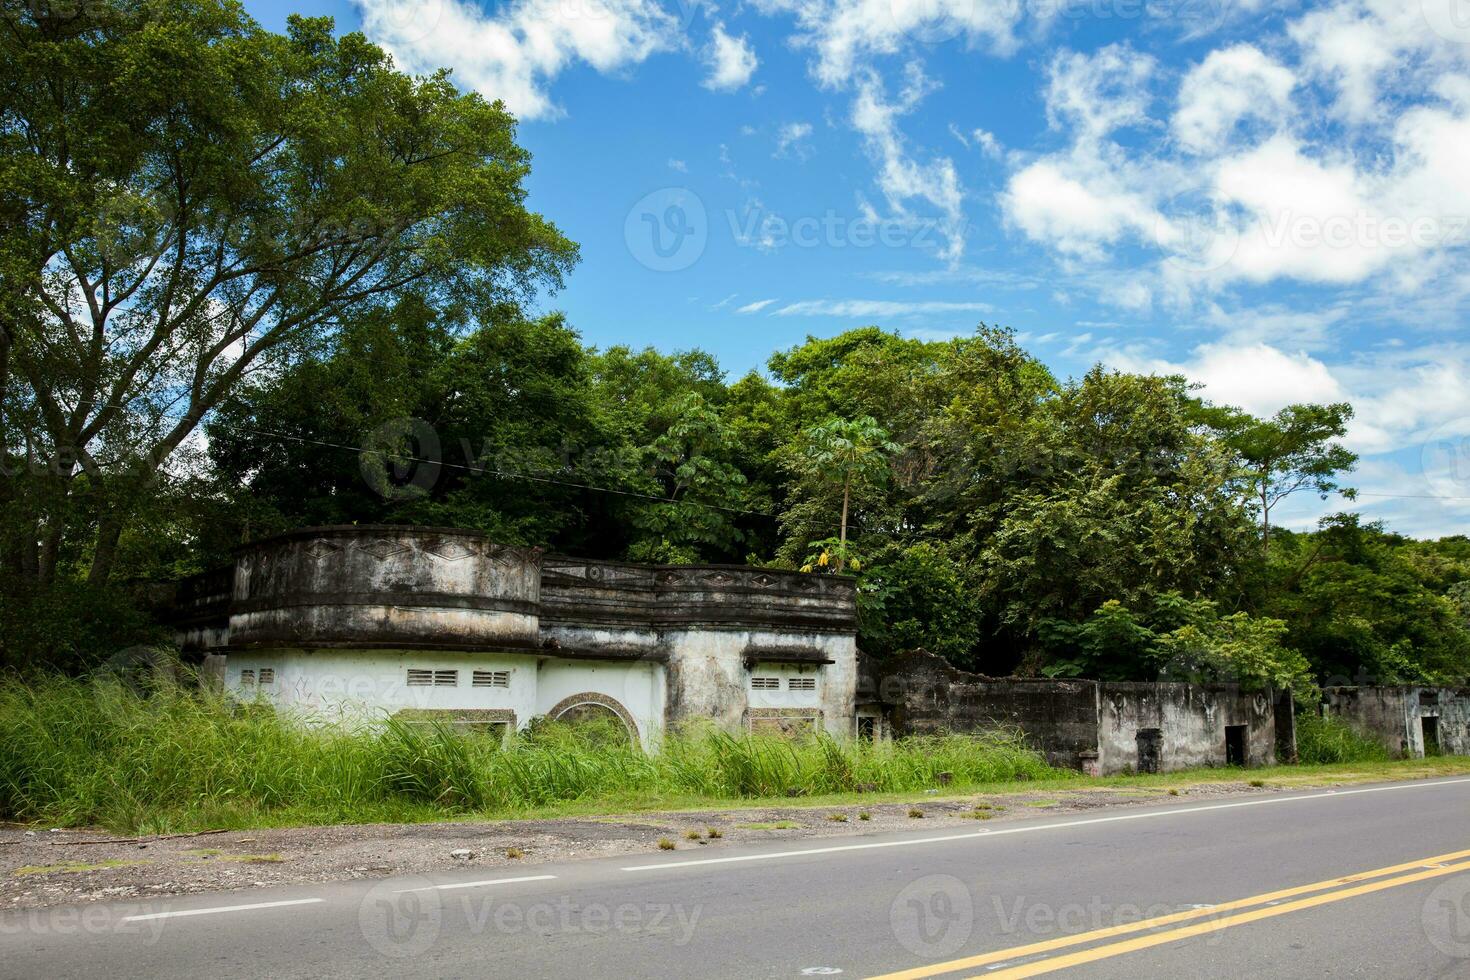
[1097, 683, 1277, 774]
[873, 650, 1100, 770]
[873, 650, 1278, 775]
[1322, 686, 1470, 758]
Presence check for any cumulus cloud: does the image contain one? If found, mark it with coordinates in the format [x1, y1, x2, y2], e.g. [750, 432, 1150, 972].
[356, 0, 677, 119]
[1173, 44, 1296, 153]
[704, 22, 759, 91]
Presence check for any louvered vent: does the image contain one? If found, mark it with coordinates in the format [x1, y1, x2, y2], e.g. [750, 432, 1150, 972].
[407, 668, 459, 687]
[473, 670, 510, 688]
[751, 677, 780, 690]
[788, 677, 816, 691]
[239, 669, 255, 685]
[257, 668, 275, 685]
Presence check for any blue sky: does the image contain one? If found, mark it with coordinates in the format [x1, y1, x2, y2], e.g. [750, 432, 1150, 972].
[244, 0, 1470, 537]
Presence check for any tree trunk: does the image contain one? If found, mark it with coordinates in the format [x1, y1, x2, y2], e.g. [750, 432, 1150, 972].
[836, 475, 850, 574]
[88, 514, 123, 586]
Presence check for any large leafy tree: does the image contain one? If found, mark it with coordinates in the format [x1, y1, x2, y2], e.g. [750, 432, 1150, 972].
[1203, 402, 1358, 554]
[0, 1, 576, 585]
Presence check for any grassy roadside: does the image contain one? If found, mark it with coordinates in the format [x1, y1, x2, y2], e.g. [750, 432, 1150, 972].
[6, 676, 1467, 835]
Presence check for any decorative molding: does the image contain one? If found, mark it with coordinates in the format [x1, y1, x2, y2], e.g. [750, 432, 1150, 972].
[302, 540, 342, 561]
[544, 691, 640, 742]
[747, 707, 822, 736]
[424, 540, 476, 562]
[356, 537, 410, 561]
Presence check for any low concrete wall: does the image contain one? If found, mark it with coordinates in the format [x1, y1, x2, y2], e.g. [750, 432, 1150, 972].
[873, 650, 1277, 774]
[1322, 686, 1470, 758]
[1098, 683, 1276, 774]
[874, 650, 1101, 771]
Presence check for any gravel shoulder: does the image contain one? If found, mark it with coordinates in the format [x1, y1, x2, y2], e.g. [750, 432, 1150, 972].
[0, 778, 1319, 911]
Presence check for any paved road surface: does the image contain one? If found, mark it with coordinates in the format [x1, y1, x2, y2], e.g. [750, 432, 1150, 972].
[6, 776, 1470, 978]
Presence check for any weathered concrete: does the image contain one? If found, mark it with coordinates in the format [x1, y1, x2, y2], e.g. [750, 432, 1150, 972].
[172, 526, 859, 743]
[869, 649, 1278, 774]
[1322, 686, 1470, 758]
[1097, 682, 1276, 774]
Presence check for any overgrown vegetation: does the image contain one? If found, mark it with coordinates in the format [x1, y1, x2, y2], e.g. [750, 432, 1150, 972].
[0, 676, 1059, 833]
[1294, 711, 1392, 765]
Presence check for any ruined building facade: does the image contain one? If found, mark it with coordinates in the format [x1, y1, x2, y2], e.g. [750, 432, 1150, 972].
[174, 525, 859, 746]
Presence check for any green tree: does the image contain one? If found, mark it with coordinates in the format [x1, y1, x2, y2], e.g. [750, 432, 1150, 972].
[785, 416, 899, 573]
[1206, 403, 1358, 554]
[0, 2, 576, 586]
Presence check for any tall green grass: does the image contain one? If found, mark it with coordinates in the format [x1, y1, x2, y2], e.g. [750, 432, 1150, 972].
[0, 675, 1060, 833]
[1294, 711, 1392, 765]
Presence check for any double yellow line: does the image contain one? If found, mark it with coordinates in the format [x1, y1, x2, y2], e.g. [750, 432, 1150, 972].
[870, 848, 1470, 979]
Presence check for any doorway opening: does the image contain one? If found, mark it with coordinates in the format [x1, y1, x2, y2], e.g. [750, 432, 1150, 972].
[1423, 716, 1441, 757]
[1136, 728, 1163, 774]
[1225, 725, 1248, 767]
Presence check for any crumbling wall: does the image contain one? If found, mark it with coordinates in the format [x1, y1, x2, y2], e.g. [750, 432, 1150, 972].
[875, 650, 1101, 770]
[1322, 687, 1470, 758]
[1097, 683, 1276, 774]
[874, 650, 1278, 774]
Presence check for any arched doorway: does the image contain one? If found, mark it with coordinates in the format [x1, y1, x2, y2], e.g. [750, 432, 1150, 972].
[545, 692, 640, 744]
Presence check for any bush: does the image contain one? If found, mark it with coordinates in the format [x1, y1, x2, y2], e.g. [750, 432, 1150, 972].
[1294, 711, 1391, 765]
[0, 675, 1063, 833]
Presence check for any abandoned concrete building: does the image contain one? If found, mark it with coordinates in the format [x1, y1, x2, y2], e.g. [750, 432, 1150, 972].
[174, 524, 1300, 773]
[862, 650, 1288, 775]
[173, 525, 859, 746]
[1321, 686, 1470, 758]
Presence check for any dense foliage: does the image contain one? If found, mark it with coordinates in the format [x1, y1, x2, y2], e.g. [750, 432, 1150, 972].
[3, 0, 1468, 691]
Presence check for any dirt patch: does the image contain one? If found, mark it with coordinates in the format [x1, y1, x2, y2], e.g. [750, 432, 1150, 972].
[0, 781, 1275, 910]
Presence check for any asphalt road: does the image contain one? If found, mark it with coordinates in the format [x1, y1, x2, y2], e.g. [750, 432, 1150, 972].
[6, 776, 1470, 979]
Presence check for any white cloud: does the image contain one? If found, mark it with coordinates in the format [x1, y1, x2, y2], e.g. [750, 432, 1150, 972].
[850, 69, 967, 262]
[735, 298, 779, 313]
[762, 0, 1025, 89]
[1173, 44, 1296, 153]
[997, 9, 1470, 306]
[704, 22, 759, 92]
[357, 0, 676, 119]
[667, 158, 688, 172]
[774, 121, 814, 159]
[1044, 45, 1156, 142]
[774, 298, 994, 317]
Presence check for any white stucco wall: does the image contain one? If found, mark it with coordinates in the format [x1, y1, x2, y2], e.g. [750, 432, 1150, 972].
[221, 649, 668, 748]
[662, 628, 857, 738]
[224, 649, 540, 727]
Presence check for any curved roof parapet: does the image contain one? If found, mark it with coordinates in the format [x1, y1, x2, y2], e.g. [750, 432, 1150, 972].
[227, 525, 543, 651]
[541, 556, 857, 634]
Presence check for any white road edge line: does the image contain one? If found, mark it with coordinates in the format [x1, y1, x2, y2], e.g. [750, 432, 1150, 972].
[395, 874, 557, 893]
[120, 898, 324, 921]
[620, 777, 1470, 872]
